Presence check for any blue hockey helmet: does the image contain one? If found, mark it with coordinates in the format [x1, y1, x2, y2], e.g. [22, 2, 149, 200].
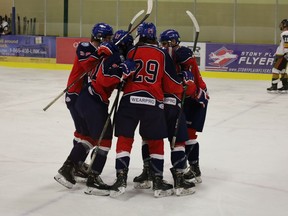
[137, 22, 157, 40]
[159, 29, 181, 44]
[92, 22, 113, 40]
[113, 30, 133, 46]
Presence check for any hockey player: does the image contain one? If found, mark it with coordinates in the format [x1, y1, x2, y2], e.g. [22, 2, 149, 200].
[54, 23, 116, 189]
[159, 29, 209, 184]
[133, 30, 205, 195]
[109, 22, 186, 198]
[267, 19, 288, 93]
[82, 30, 135, 196]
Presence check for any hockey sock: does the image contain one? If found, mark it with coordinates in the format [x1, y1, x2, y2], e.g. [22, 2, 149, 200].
[141, 140, 150, 163]
[115, 153, 130, 170]
[73, 138, 78, 146]
[188, 142, 199, 165]
[91, 148, 109, 174]
[171, 145, 187, 171]
[185, 139, 197, 157]
[115, 136, 133, 170]
[68, 142, 89, 166]
[147, 140, 164, 176]
[150, 157, 164, 177]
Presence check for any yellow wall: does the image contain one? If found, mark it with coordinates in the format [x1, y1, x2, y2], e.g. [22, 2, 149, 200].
[1, 0, 288, 44]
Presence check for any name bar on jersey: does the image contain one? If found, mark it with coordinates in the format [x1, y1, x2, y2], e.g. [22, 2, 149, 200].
[163, 97, 177, 106]
[130, 96, 156, 106]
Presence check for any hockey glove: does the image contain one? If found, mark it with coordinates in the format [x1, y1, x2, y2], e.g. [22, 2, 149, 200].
[196, 88, 209, 108]
[120, 59, 136, 79]
[97, 42, 118, 56]
[181, 71, 195, 85]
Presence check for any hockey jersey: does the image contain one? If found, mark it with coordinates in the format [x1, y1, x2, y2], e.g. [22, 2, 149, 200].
[275, 30, 288, 55]
[124, 44, 183, 102]
[173, 46, 207, 91]
[89, 51, 124, 103]
[66, 42, 101, 95]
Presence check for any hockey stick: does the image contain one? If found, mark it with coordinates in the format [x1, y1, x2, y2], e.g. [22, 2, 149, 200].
[112, 9, 145, 124]
[87, 0, 153, 172]
[43, 72, 87, 111]
[186, 10, 200, 52]
[171, 12, 200, 148]
[170, 85, 187, 149]
[128, 10, 145, 32]
[115, 0, 152, 46]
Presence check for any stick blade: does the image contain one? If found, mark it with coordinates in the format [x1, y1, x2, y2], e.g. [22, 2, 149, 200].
[131, 10, 145, 24]
[186, 10, 200, 32]
[146, 0, 153, 14]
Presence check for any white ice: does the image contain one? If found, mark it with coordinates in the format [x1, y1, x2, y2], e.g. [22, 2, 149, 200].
[0, 66, 288, 216]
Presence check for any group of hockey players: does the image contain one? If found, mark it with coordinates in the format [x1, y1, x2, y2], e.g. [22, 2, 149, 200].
[267, 19, 288, 93]
[54, 21, 209, 198]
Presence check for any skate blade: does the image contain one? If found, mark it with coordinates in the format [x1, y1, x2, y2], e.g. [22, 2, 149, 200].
[133, 181, 152, 189]
[278, 90, 288, 94]
[84, 187, 110, 196]
[154, 189, 174, 198]
[185, 176, 202, 184]
[54, 174, 74, 189]
[74, 176, 87, 183]
[267, 91, 278, 94]
[175, 187, 196, 196]
[109, 187, 126, 198]
[194, 176, 202, 183]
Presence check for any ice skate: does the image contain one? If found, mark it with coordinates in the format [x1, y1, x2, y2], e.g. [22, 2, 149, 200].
[278, 78, 288, 93]
[84, 172, 110, 196]
[73, 162, 89, 183]
[152, 176, 174, 198]
[54, 159, 76, 189]
[184, 162, 202, 184]
[170, 168, 196, 196]
[110, 168, 128, 198]
[267, 84, 278, 94]
[133, 165, 152, 189]
[277, 79, 288, 94]
[278, 86, 288, 94]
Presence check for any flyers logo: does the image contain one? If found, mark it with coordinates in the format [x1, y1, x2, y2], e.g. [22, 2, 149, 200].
[209, 47, 238, 67]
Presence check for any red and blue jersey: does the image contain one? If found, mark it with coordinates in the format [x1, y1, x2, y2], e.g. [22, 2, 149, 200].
[124, 44, 183, 102]
[173, 46, 207, 90]
[90, 52, 124, 103]
[66, 41, 101, 94]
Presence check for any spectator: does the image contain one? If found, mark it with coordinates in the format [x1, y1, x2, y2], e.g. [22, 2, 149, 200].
[0, 16, 11, 35]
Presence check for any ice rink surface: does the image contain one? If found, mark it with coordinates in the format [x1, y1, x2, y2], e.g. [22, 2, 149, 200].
[0, 66, 288, 216]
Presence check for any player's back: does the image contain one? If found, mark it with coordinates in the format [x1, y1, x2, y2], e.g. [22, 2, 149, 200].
[125, 44, 182, 101]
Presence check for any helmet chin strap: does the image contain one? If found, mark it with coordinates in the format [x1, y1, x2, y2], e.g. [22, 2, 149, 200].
[170, 40, 179, 48]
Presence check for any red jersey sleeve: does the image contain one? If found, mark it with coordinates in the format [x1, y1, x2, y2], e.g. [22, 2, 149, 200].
[66, 42, 101, 94]
[175, 46, 207, 90]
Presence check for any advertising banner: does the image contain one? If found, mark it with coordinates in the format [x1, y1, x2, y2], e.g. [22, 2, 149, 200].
[206, 43, 277, 73]
[0, 35, 56, 58]
[181, 42, 205, 71]
[56, 37, 89, 64]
